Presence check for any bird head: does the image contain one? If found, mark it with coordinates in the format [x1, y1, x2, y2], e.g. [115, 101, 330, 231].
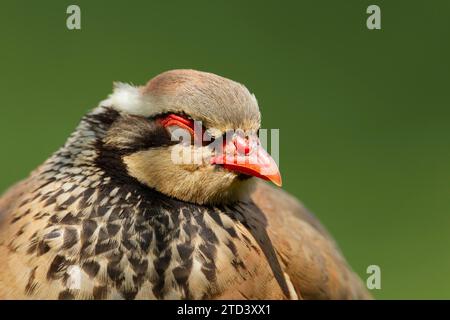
[93, 69, 281, 205]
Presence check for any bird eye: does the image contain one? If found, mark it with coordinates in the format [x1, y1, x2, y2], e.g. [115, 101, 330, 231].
[157, 114, 221, 147]
[158, 114, 195, 135]
[158, 114, 205, 146]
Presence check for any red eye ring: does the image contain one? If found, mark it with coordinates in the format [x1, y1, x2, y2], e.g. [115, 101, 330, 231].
[159, 114, 195, 135]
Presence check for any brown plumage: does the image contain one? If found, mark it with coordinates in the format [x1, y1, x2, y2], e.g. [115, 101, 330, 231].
[0, 70, 370, 299]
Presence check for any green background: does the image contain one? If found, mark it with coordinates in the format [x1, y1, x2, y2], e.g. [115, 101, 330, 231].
[1, 1, 449, 299]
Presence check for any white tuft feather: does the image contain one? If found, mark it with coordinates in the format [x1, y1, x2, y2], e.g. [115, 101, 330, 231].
[98, 82, 149, 116]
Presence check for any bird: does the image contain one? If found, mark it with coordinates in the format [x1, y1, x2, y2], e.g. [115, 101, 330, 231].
[0, 69, 370, 300]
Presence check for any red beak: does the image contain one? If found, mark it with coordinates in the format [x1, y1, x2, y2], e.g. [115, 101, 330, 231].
[210, 134, 282, 187]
